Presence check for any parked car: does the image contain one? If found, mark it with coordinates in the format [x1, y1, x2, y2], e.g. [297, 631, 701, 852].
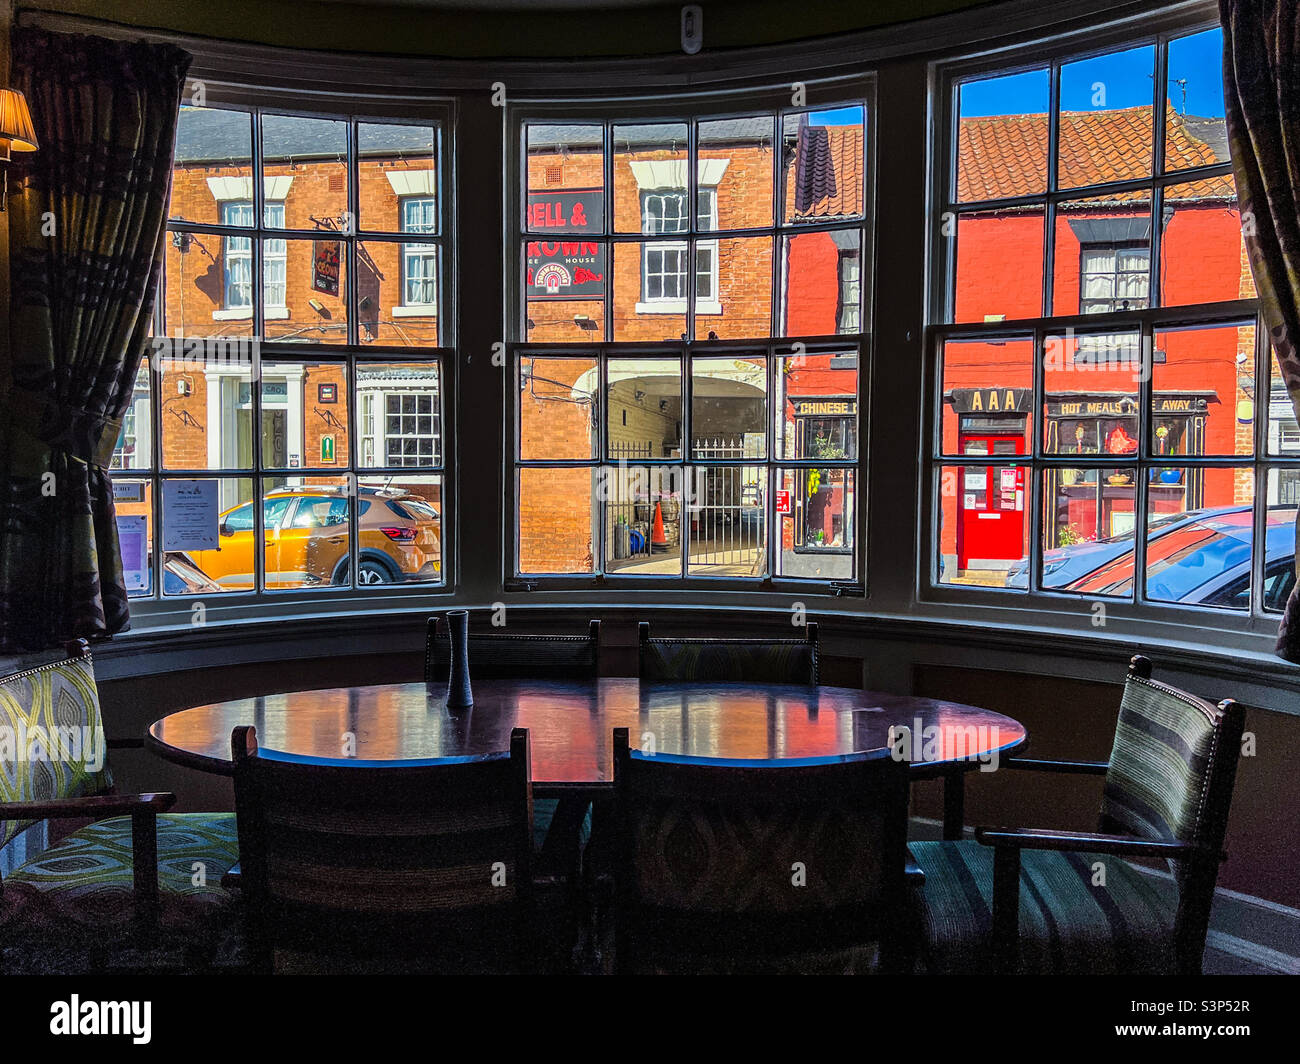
[163, 552, 226, 595]
[189, 486, 441, 590]
[1007, 505, 1295, 609]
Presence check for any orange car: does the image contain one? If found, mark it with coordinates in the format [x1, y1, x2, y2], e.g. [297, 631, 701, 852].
[189, 487, 441, 589]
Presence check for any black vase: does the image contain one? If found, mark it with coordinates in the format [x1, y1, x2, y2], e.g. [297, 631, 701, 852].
[445, 609, 474, 710]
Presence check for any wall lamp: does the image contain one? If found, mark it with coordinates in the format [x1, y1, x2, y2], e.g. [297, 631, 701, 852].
[0, 89, 39, 212]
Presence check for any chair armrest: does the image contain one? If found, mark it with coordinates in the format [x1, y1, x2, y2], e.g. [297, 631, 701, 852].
[1004, 758, 1110, 775]
[0, 792, 176, 820]
[974, 826, 1215, 860]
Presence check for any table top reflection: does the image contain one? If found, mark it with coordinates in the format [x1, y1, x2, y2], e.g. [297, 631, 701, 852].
[146, 678, 1026, 794]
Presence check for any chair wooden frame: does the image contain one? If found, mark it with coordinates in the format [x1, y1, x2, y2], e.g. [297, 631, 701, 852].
[425, 616, 601, 684]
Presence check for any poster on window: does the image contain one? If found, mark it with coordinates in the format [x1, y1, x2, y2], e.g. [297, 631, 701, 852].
[117, 515, 148, 592]
[312, 239, 341, 296]
[162, 480, 218, 552]
[526, 238, 606, 300]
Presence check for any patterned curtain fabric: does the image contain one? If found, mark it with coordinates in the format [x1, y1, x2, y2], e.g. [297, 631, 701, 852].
[1220, 1, 1300, 659]
[0, 29, 191, 651]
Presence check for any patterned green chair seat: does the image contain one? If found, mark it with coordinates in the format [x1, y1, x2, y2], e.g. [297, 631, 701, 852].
[1, 811, 238, 933]
[910, 840, 1174, 975]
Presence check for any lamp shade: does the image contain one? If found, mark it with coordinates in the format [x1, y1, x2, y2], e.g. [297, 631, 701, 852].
[0, 89, 39, 152]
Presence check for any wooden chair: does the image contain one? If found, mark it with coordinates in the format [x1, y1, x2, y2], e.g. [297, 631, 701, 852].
[425, 617, 600, 684]
[910, 655, 1245, 975]
[0, 640, 239, 973]
[638, 621, 819, 684]
[231, 724, 540, 973]
[425, 616, 599, 874]
[597, 727, 911, 973]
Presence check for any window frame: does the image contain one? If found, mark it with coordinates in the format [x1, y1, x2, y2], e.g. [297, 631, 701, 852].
[506, 82, 874, 592]
[924, 7, 1286, 633]
[113, 91, 457, 617]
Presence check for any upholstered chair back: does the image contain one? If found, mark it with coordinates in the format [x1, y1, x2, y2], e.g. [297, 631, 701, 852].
[0, 640, 112, 850]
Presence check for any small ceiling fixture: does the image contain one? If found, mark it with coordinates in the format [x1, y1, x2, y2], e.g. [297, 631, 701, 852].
[0, 88, 39, 211]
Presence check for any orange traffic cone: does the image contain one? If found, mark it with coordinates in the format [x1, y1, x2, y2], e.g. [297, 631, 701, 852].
[650, 500, 668, 553]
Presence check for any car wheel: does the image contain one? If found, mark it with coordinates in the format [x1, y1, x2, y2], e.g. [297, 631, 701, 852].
[357, 557, 395, 585]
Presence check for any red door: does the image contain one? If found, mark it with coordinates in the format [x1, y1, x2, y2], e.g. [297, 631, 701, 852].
[956, 433, 1026, 571]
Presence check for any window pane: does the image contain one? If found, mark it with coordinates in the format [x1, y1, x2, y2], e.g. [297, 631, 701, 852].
[1263, 470, 1299, 613]
[166, 477, 254, 593]
[697, 235, 772, 340]
[700, 115, 774, 230]
[1268, 351, 1300, 457]
[955, 69, 1050, 201]
[1152, 322, 1254, 458]
[358, 240, 441, 346]
[781, 229, 861, 336]
[356, 362, 442, 468]
[1165, 29, 1227, 173]
[1057, 45, 1156, 190]
[606, 357, 682, 461]
[1146, 468, 1254, 608]
[777, 467, 855, 579]
[775, 351, 859, 461]
[170, 107, 253, 225]
[1038, 466, 1135, 595]
[357, 475, 443, 585]
[940, 338, 1033, 457]
[688, 466, 767, 576]
[614, 123, 688, 233]
[520, 356, 598, 460]
[256, 362, 350, 470]
[113, 479, 154, 597]
[1043, 329, 1142, 455]
[1159, 174, 1255, 305]
[163, 233, 254, 338]
[111, 366, 152, 471]
[525, 123, 605, 234]
[263, 238, 348, 344]
[953, 207, 1044, 322]
[159, 356, 251, 470]
[782, 106, 865, 223]
[358, 122, 438, 234]
[604, 465, 683, 575]
[262, 114, 349, 225]
[939, 463, 1028, 587]
[691, 356, 767, 457]
[524, 239, 606, 342]
[614, 241, 685, 341]
[519, 466, 595, 574]
[1053, 192, 1152, 316]
[260, 476, 352, 590]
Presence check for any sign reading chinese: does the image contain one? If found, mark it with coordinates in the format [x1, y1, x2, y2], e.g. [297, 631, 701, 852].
[775, 489, 792, 515]
[313, 240, 341, 296]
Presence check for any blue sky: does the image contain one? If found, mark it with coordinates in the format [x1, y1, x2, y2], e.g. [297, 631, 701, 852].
[807, 105, 864, 127]
[958, 28, 1224, 119]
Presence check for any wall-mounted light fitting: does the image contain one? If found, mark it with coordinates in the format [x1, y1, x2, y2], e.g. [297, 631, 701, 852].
[0, 89, 39, 211]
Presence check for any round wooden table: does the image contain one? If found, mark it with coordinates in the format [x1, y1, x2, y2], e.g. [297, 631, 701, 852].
[147, 679, 1026, 811]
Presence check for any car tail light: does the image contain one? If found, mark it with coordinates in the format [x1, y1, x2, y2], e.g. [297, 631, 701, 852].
[380, 526, 418, 543]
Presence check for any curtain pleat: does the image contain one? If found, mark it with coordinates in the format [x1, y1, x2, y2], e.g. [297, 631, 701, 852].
[1220, 1, 1300, 659]
[0, 28, 191, 651]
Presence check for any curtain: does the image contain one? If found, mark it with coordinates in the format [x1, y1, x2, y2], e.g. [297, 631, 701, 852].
[0, 28, 191, 651]
[1220, 1, 1300, 659]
